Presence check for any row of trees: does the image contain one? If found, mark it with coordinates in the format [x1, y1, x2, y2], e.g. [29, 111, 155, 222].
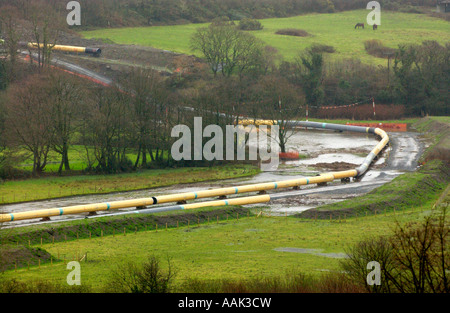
[0, 68, 182, 176]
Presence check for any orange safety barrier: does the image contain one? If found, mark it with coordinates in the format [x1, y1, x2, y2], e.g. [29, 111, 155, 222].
[346, 123, 407, 132]
[279, 151, 300, 160]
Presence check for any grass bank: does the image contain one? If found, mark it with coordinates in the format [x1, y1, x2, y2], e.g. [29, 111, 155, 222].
[411, 116, 450, 164]
[0, 164, 259, 205]
[297, 159, 449, 219]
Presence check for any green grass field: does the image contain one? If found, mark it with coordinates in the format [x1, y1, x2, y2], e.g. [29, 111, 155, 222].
[81, 10, 450, 65]
[0, 164, 259, 205]
[0, 200, 444, 292]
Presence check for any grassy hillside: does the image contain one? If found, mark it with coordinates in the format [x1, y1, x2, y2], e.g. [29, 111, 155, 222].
[80, 10, 450, 65]
[1, 204, 442, 292]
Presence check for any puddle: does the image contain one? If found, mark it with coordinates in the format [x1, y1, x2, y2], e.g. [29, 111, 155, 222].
[296, 153, 367, 165]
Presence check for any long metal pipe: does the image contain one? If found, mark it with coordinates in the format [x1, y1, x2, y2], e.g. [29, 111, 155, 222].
[26, 42, 102, 56]
[0, 122, 389, 223]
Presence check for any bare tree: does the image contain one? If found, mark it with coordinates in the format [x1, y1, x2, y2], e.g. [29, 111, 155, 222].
[190, 22, 265, 78]
[47, 72, 85, 174]
[341, 206, 449, 293]
[80, 85, 133, 173]
[4, 73, 54, 175]
[0, 5, 21, 73]
[28, 1, 63, 69]
[247, 74, 304, 153]
[122, 69, 173, 168]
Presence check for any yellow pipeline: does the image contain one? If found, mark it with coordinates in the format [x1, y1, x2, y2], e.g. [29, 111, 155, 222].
[1, 198, 156, 222]
[26, 43, 101, 55]
[28, 43, 85, 53]
[180, 195, 271, 210]
[0, 126, 389, 223]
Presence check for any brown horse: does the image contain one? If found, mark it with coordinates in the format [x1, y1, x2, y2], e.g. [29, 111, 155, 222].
[373, 24, 378, 30]
[355, 23, 364, 29]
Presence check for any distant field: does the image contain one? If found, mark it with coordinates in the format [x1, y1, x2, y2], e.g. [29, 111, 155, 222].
[80, 10, 450, 65]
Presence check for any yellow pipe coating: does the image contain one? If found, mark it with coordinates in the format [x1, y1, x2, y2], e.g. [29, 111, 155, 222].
[27, 43, 87, 53]
[181, 195, 271, 210]
[0, 126, 389, 223]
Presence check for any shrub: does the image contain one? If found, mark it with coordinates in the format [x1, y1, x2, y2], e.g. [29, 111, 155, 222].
[237, 18, 263, 31]
[364, 39, 396, 58]
[105, 255, 176, 293]
[341, 207, 450, 293]
[310, 43, 335, 54]
[275, 28, 309, 37]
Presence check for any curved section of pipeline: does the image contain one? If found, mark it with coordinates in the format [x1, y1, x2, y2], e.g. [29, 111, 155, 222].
[0, 122, 389, 223]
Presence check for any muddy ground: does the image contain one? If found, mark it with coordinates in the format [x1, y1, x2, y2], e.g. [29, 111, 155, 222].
[18, 25, 201, 83]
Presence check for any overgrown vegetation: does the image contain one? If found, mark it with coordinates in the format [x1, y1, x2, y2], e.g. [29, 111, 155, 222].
[364, 39, 397, 58]
[341, 206, 449, 293]
[105, 255, 176, 293]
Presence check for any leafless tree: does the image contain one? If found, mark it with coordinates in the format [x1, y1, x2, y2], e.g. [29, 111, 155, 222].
[341, 206, 449, 293]
[0, 5, 21, 72]
[191, 22, 265, 78]
[28, 1, 63, 69]
[79, 85, 133, 173]
[122, 69, 174, 167]
[47, 72, 85, 174]
[4, 73, 54, 175]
